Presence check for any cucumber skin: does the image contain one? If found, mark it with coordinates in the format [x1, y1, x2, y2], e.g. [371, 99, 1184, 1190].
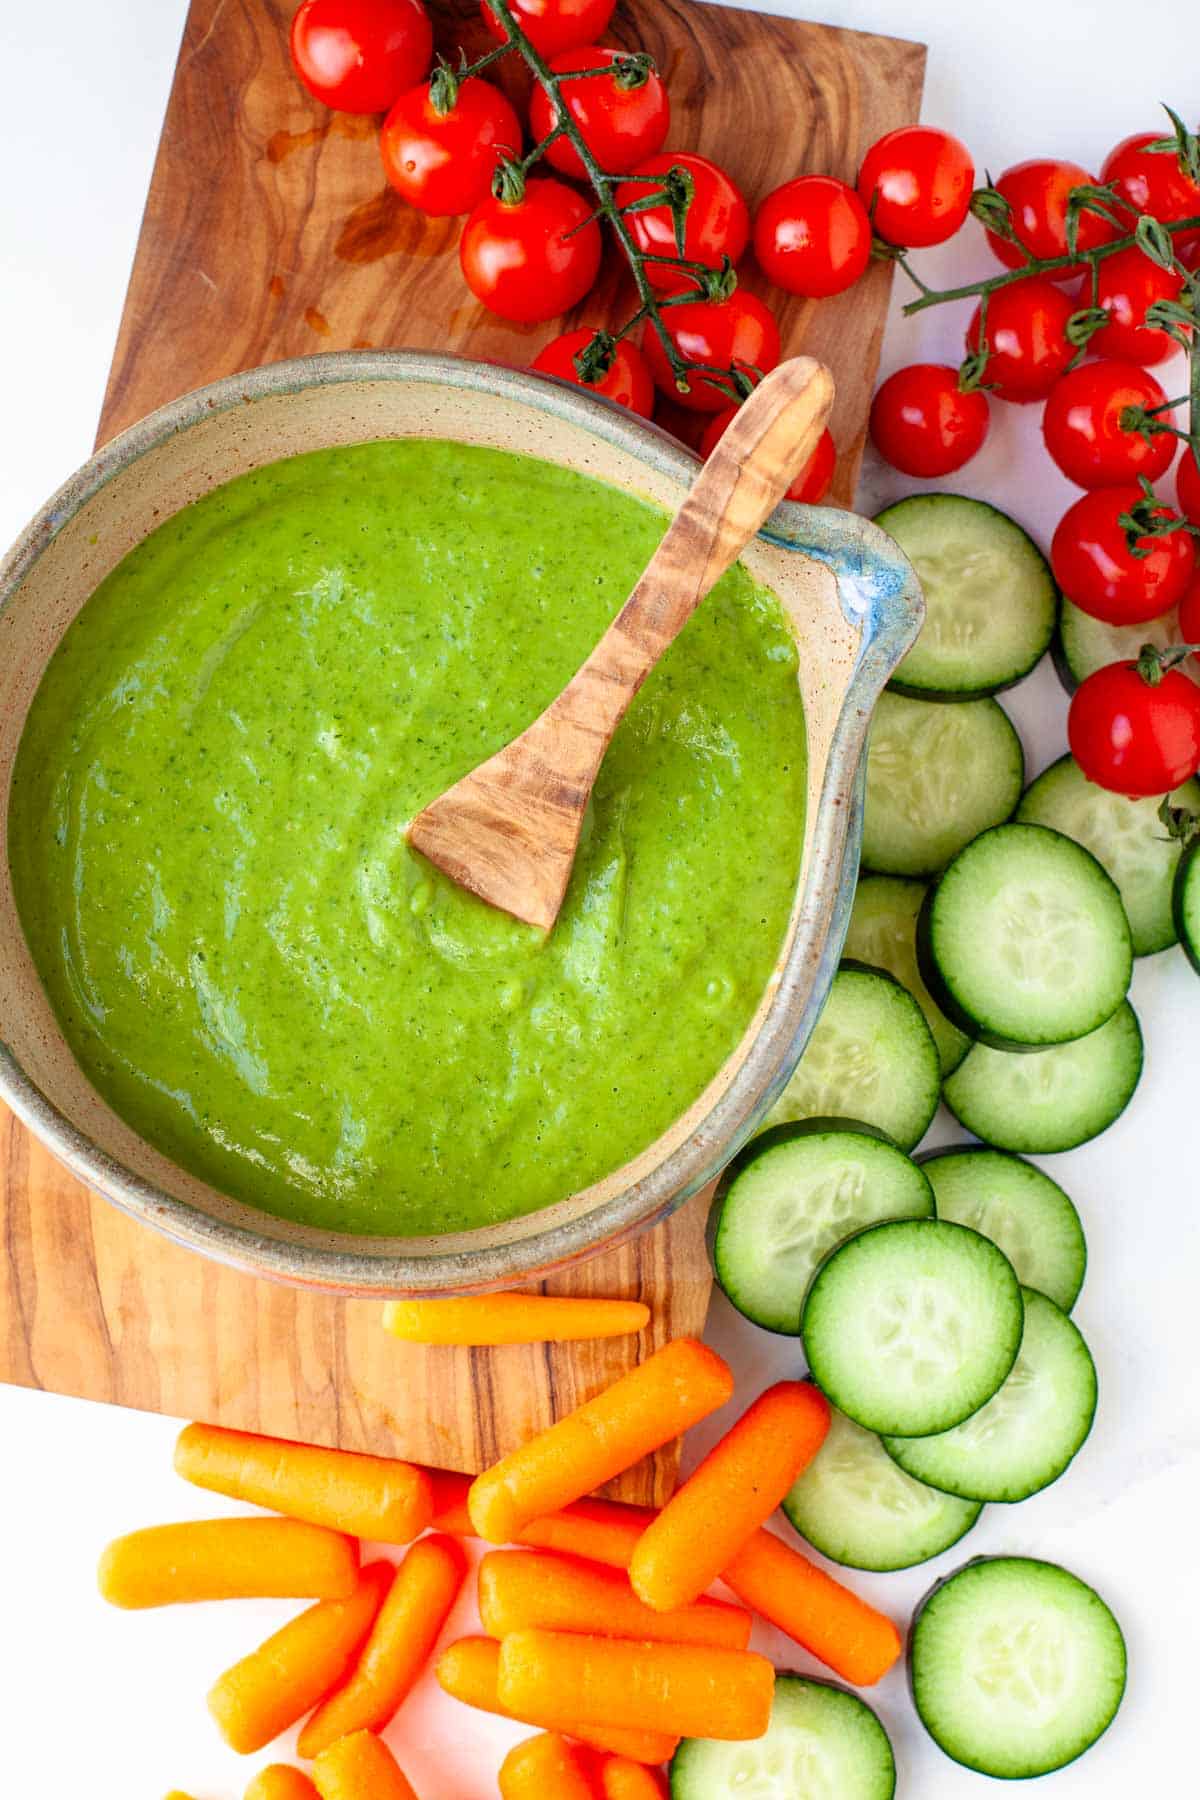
[1175, 842, 1200, 977]
[917, 1145, 1087, 1313]
[908, 1556, 1128, 1780]
[915, 827, 1131, 1053]
[671, 1672, 896, 1800]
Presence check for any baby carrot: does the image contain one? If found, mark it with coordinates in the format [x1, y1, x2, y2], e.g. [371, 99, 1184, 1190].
[468, 1339, 733, 1544]
[383, 1295, 650, 1346]
[498, 1628, 775, 1742]
[499, 1733, 599, 1800]
[297, 1534, 467, 1758]
[517, 1498, 655, 1568]
[478, 1549, 751, 1650]
[208, 1561, 391, 1753]
[630, 1381, 831, 1612]
[98, 1518, 359, 1609]
[426, 1468, 474, 1536]
[174, 1424, 433, 1545]
[244, 1770, 319, 1800]
[435, 1636, 678, 1765]
[722, 1526, 903, 1687]
[594, 1757, 669, 1800]
[311, 1731, 418, 1800]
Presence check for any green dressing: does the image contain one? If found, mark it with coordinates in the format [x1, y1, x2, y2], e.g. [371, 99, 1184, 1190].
[10, 442, 805, 1234]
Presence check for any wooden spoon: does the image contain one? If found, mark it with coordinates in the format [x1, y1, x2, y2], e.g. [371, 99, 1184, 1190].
[407, 355, 836, 932]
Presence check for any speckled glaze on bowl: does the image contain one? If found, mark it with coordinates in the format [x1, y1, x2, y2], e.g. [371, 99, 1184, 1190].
[0, 351, 921, 1296]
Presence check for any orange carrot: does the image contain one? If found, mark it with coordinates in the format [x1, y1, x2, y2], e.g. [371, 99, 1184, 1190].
[435, 1636, 677, 1766]
[498, 1628, 774, 1742]
[207, 1561, 391, 1753]
[722, 1526, 903, 1687]
[98, 1518, 359, 1609]
[630, 1381, 831, 1612]
[244, 1769, 319, 1800]
[297, 1535, 467, 1758]
[499, 1733, 600, 1800]
[426, 1467, 474, 1536]
[468, 1340, 733, 1544]
[174, 1424, 433, 1545]
[478, 1549, 751, 1650]
[383, 1295, 649, 1346]
[311, 1731, 418, 1800]
[518, 1498, 655, 1568]
[594, 1757, 669, 1800]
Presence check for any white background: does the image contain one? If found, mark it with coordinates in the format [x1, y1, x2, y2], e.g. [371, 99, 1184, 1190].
[2, 2, 1198, 1795]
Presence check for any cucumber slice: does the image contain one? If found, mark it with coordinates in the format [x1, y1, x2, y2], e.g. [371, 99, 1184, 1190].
[800, 1219, 1023, 1437]
[711, 1121, 935, 1336]
[1053, 595, 1194, 693]
[1018, 754, 1200, 956]
[765, 964, 941, 1151]
[909, 1556, 1126, 1778]
[921, 1147, 1086, 1312]
[862, 692, 1024, 878]
[919, 823, 1132, 1049]
[782, 1404, 982, 1572]
[670, 1673, 896, 1800]
[877, 494, 1057, 699]
[943, 1001, 1143, 1154]
[1174, 841, 1200, 976]
[884, 1289, 1097, 1502]
[844, 876, 969, 1075]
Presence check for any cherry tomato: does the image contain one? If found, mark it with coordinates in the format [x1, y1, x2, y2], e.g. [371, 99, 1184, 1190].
[700, 410, 836, 503]
[1051, 484, 1196, 625]
[460, 176, 602, 323]
[532, 329, 655, 416]
[529, 49, 669, 181]
[984, 158, 1117, 273]
[1088, 245, 1187, 366]
[1179, 571, 1200, 657]
[752, 177, 872, 298]
[856, 126, 975, 248]
[869, 363, 990, 477]
[1101, 130, 1200, 260]
[481, 0, 616, 58]
[290, 0, 432, 114]
[965, 277, 1075, 403]
[642, 291, 781, 412]
[616, 154, 750, 291]
[1177, 449, 1200, 525]
[1068, 658, 1200, 794]
[381, 77, 521, 216]
[1042, 360, 1176, 489]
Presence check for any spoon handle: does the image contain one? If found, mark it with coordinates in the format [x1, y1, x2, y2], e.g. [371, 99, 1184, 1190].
[548, 356, 835, 743]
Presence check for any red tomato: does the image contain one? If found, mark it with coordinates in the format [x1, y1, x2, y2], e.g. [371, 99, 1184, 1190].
[290, 0, 432, 114]
[856, 126, 975, 248]
[869, 363, 990, 477]
[616, 154, 750, 291]
[381, 77, 521, 216]
[481, 0, 616, 57]
[529, 49, 669, 181]
[1089, 246, 1187, 366]
[700, 410, 836, 503]
[752, 177, 872, 298]
[1177, 448, 1200, 525]
[1042, 361, 1176, 489]
[984, 158, 1117, 273]
[642, 292, 781, 412]
[1101, 130, 1200, 259]
[965, 278, 1075, 403]
[1179, 571, 1200, 657]
[532, 329, 655, 416]
[1051, 485, 1196, 625]
[460, 177, 602, 323]
[1068, 658, 1200, 794]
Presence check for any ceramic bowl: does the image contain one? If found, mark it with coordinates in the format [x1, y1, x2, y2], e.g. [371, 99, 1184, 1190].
[0, 350, 921, 1294]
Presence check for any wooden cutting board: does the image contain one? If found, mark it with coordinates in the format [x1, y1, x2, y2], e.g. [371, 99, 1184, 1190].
[0, 0, 923, 1501]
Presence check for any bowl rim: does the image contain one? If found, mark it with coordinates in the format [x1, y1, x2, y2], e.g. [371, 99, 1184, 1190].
[0, 348, 921, 1294]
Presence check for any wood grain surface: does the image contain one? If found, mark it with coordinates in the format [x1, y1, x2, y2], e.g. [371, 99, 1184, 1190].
[1, 0, 923, 1500]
